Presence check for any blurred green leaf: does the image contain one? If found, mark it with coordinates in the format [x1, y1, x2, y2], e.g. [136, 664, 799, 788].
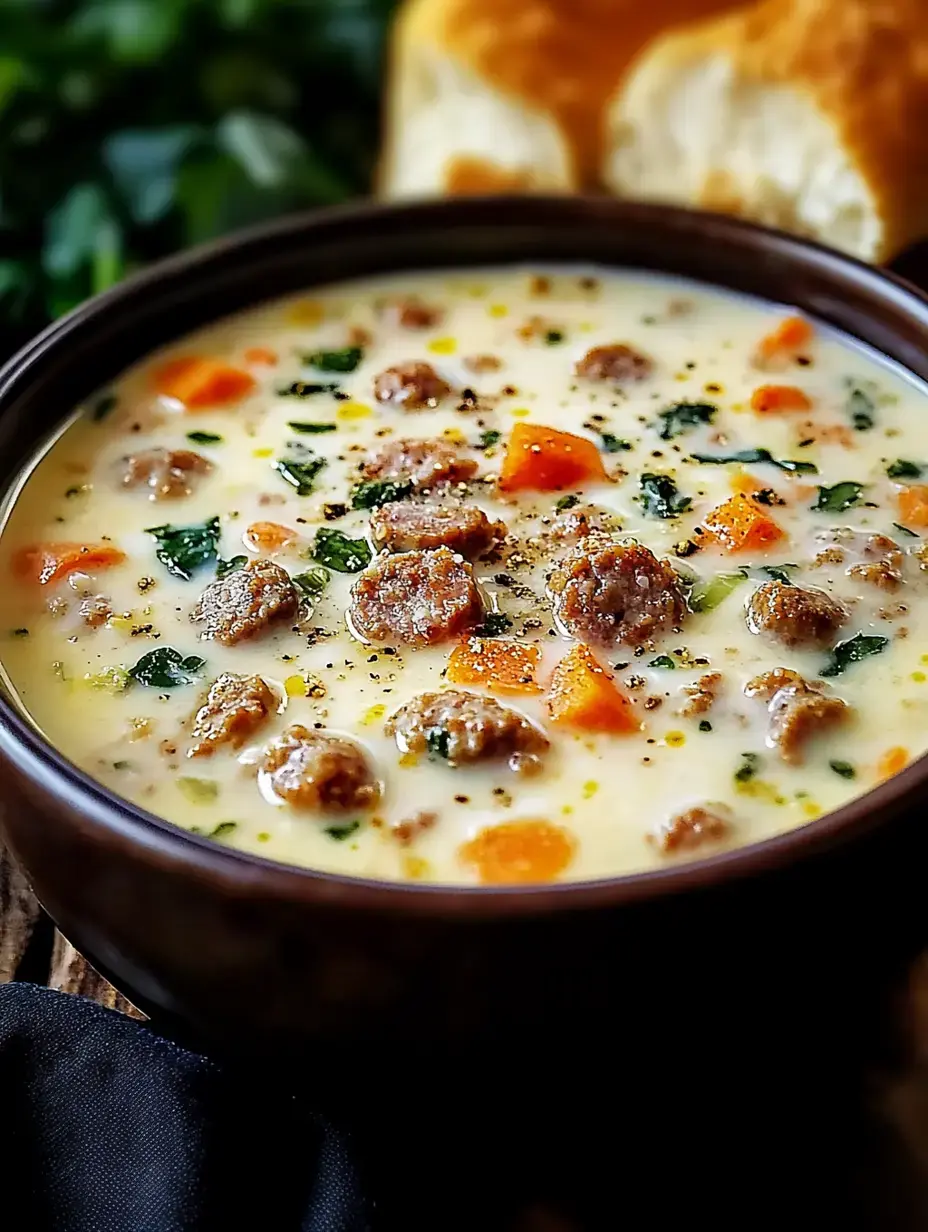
[70, 1, 181, 63]
[104, 126, 202, 223]
[44, 183, 118, 279]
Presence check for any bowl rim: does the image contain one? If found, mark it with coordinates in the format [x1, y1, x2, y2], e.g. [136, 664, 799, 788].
[1, 193, 925, 919]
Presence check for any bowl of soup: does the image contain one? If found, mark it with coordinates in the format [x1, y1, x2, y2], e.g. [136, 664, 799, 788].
[0, 197, 926, 1049]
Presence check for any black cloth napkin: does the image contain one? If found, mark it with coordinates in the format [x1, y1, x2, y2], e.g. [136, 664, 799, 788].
[0, 983, 370, 1232]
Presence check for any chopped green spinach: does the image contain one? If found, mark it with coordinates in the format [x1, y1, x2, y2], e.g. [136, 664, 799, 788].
[324, 820, 361, 841]
[312, 528, 371, 573]
[657, 401, 717, 441]
[146, 516, 220, 579]
[478, 429, 502, 449]
[813, 482, 865, 513]
[279, 381, 342, 398]
[90, 392, 118, 421]
[544, 330, 564, 345]
[734, 752, 760, 783]
[894, 522, 919, 539]
[350, 478, 414, 510]
[303, 346, 363, 373]
[128, 647, 205, 689]
[474, 612, 513, 637]
[426, 729, 451, 759]
[691, 447, 817, 475]
[648, 655, 676, 669]
[820, 633, 889, 677]
[846, 385, 876, 431]
[760, 564, 800, 584]
[829, 760, 856, 780]
[293, 568, 329, 600]
[886, 459, 922, 479]
[177, 777, 219, 805]
[216, 554, 247, 579]
[639, 472, 692, 519]
[274, 454, 326, 496]
[690, 569, 748, 612]
[207, 822, 237, 841]
[287, 420, 338, 434]
[698, 720, 712, 732]
[186, 430, 223, 445]
[555, 494, 579, 512]
[600, 432, 633, 453]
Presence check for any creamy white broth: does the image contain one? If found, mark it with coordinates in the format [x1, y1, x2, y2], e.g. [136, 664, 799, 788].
[2, 265, 928, 885]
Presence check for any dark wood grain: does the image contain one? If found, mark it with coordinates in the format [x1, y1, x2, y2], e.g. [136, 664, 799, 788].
[0, 843, 40, 983]
[48, 931, 145, 1018]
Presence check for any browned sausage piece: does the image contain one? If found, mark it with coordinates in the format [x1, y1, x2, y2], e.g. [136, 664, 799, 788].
[745, 581, 848, 649]
[549, 504, 620, 544]
[191, 559, 299, 646]
[745, 668, 849, 764]
[373, 361, 451, 409]
[360, 438, 477, 490]
[680, 672, 722, 717]
[370, 501, 506, 559]
[548, 539, 687, 648]
[385, 689, 549, 775]
[120, 448, 212, 499]
[380, 297, 444, 330]
[349, 547, 483, 646]
[574, 344, 653, 382]
[260, 724, 381, 812]
[848, 533, 904, 592]
[189, 673, 277, 757]
[652, 805, 733, 853]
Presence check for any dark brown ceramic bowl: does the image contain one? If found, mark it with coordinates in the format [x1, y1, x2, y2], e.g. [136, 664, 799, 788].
[1, 197, 928, 1056]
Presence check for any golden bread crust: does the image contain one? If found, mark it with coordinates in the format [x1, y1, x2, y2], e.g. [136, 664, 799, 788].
[389, 0, 741, 186]
[628, 0, 928, 257]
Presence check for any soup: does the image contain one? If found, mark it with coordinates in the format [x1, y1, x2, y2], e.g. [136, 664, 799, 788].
[1, 267, 926, 885]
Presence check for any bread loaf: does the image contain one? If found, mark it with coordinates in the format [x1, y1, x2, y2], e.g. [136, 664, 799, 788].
[379, 0, 740, 198]
[604, 0, 928, 261]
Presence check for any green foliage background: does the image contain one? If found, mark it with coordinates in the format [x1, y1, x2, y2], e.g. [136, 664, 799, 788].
[0, 0, 398, 356]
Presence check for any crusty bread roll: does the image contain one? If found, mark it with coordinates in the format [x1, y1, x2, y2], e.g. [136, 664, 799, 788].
[379, 0, 741, 198]
[604, 0, 928, 262]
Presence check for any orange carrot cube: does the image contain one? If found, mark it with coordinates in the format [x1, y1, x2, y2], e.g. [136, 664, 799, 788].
[459, 820, 576, 884]
[546, 645, 639, 733]
[750, 384, 813, 414]
[701, 493, 785, 552]
[499, 422, 608, 493]
[153, 357, 256, 409]
[447, 638, 541, 694]
[14, 542, 126, 585]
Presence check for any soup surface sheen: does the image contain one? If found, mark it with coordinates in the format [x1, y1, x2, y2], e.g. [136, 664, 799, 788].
[3, 266, 927, 885]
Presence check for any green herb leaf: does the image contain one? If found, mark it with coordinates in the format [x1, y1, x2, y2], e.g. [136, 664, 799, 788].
[829, 760, 856, 780]
[648, 655, 676, 669]
[600, 433, 633, 453]
[293, 568, 329, 600]
[146, 516, 220, 579]
[698, 720, 712, 732]
[474, 612, 513, 637]
[279, 382, 342, 398]
[312, 528, 371, 573]
[894, 522, 919, 539]
[128, 647, 205, 688]
[544, 330, 564, 345]
[274, 454, 326, 496]
[303, 345, 363, 373]
[846, 385, 875, 431]
[887, 459, 922, 479]
[760, 564, 800, 584]
[324, 820, 361, 841]
[187, 430, 223, 445]
[350, 479, 414, 510]
[478, 429, 501, 449]
[691, 448, 818, 475]
[820, 633, 890, 677]
[690, 569, 748, 612]
[90, 392, 118, 422]
[207, 821, 237, 841]
[657, 401, 716, 441]
[555, 494, 579, 512]
[287, 420, 337, 434]
[734, 752, 760, 783]
[177, 777, 220, 805]
[426, 729, 451, 759]
[216, 554, 247, 579]
[813, 481, 865, 513]
[639, 472, 692, 519]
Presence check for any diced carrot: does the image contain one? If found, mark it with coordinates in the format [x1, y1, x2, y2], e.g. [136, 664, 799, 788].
[754, 315, 814, 365]
[701, 493, 785, 553]
[243, 521, 297, 554]
[446, 638, 541, 694]
[897, 485, 928, 528]
[153, 357, 256, 409]
[877, 746, 909, 780]
[499, 422, 608, 493]
[730, 470, 765, 496]
[14, 542, 125, 585]
[750, 384, 813, 414]
[243, 346, 278, 366]
[459, 820, 576, 885]
[546, 645, 639, 734]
